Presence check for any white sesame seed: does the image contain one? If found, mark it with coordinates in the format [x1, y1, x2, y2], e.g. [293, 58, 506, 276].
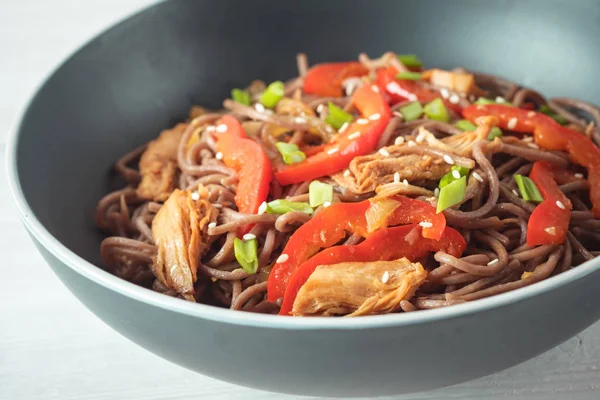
[440, 88, 450, 99]
[348, 131, 361, 140]
[381, 271, 390, 283]
[257, 201, 267, 215]
[452, 170, 461, 179]
[507, 117, 518, 130]
[434, 188, 440, 197]
[215, 152, 223, 160]
[394, 136, 405, 145]
[472, 171, 484, 183]
[255, 103, 266, 113]
[339, 122, 350, 133]
[357, 118, 369, 125]
[276, 254, 289, 264]
[495, 96, 506, 103]
[378, 148, 391, 157]
[243, 233, 256, 241]
[527, 143, 539, 149]
[205, 125, 216, 133]
[419, 221, 433, 228]
[344, 169, 351, 177]
[369, 113, 381, 121]
[449, 94, 460, 104]
[387, 82, 418, 101]
[403, 179, 409, 186]
[295, 117, 307, 124]
[371, 85, 380, 93]
[408, 140, 417, 147]
[215, 124, 228, 133]
[208, 222, 217, 229]
[322, 201, 332, 208]
[327, 147, 339, 155]
[487, 258, 499, 266]
[544, 227, 557, 235]
[527, 111, 536, 118]
[556, 200, 566, 210]
[393, 172, 400, 183]
[316, 104, 325, 114]
[575, 173, 584, 179]
[512, 189, 519, 197]
[443, 155, 455, 165]
[191, 192, 200, 201]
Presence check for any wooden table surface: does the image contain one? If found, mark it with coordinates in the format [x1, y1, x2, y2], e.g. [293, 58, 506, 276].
[2, 1, 599, 399]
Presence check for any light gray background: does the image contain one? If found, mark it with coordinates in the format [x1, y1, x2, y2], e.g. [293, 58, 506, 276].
[1, 1, 599, 399]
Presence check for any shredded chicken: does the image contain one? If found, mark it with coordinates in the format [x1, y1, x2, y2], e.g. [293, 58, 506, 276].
[422, 69, 485, 96]
[137, 123, 187, 202]
[151, 188, 217, 300]
[292, 258, 427, 317]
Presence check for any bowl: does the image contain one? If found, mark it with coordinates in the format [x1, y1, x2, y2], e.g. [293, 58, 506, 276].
[7, 0, 600, 397]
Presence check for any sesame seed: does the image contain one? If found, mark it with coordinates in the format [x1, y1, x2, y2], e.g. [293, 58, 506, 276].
[556, 200, 566, 210]
[371, 85, 380, 93]
[575, 173, 584, 179]
[512, 189, 519, 197]
[276, 254, 289, 264]
[257, 201, 267, 215]
[339, 122, 350, 133]
[322, 201, 332, 208]
[378, 148, 391, 157]
[381, 271, 390, 283]
[403, 179, 409, 186]
[527, 143, 539, 149]
[544, 227, 557, 235]
[452, 170, 461, 179]
[419, 221, 433, 228]
[393, 172, 400, 183]
[387, 82, 418, 101]
[215, 152, 223, 160]
[449, 94, 460, 104]
[357, 118, 369, 125]
[191, 192, 200, 201]
[243, 233, 256, 241]
[495, 96, 506, 103]
[344, 169, 351, 177]
[369, 113, 381, 121]
[472, 171, 484, 183]
[348, 131, 361, 140]
[507, 117, 518, 130]
[295, 117, 307, 124]
[316, 104, 325, 114]
[440, 88, 450, 99]
[434, 188, 440, 197]
[205, 125, 216, 133]
[527, 111, 536, 118]
[487, 258, 499, 266]
[208, 222, 217, 229]
[394, 136, 405, 145]
[408, 140, 417, 147]
[255, 103, 266, 113]
[327, 147, 339, 155]
[215, 124, 228, 133]
[443, 155, 455, 165]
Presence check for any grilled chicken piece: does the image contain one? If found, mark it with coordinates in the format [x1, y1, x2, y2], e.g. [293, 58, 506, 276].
[292, 258, 427, 317]
[422, 69, 486, 97]
[151, 189, 217, 300]
[137, 123, 187, 202]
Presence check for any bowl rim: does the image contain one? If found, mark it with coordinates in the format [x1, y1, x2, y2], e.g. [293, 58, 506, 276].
[6, 2, 600, 330]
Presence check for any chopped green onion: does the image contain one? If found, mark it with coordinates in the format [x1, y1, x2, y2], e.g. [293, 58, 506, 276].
[231, 88, 251, 106]
[436, 176, 467, 213]
[439, 166, 470, 188]
[266, 199, 314, 215]
[399, 101, 423, 121]
[276, 142, 306, 165]
[456, 119, 503, 140]
[514, 174, 544, 203]
[260, 81, 285, 108]
[474, 97, 514, 107]
[423, 98, 450, 122]
[539, 105, 568, 125]
[325, 102, 354, 130]
[234, 238, 258, 274]
[396, 54, 423, 68]
[309, 180, 333, 207]
[487, 127, 503, 140]
[396, 71, 421, 80]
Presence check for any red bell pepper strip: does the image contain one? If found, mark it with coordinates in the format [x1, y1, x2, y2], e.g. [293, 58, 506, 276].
[527, 161, 572, 246]
[267, 196, 445, 301]
[303, 62, 369, 98]
[214, 116, 272, 215]
[463, 104, 600, 217]
[279, 224, 466, 315]
[275, 84, 391, 185]
[376, 67, 463, 113]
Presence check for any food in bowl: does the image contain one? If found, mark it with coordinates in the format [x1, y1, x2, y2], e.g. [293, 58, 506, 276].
[96, 52, 600, 317]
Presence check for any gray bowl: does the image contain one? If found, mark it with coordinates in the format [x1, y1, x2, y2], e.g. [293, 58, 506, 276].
[7, 0, 600, 397]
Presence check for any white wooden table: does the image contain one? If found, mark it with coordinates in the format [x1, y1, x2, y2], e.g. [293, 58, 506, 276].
[1, 1, 599, 399]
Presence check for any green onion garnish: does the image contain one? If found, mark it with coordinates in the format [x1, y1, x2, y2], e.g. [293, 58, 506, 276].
[514, 174, 544, 203]
[396, 54, 423, 68]
[487, 127, 503, 140]
[396, 71, 422, 81]
[399, 102, 423, 121]
[455, 119, 503, 140]
[275, 142, 306, 165]
[231, 88, 251, 106]
[539, 105, 568, 125]
[325, 102, 354, 130]
[424, 98, 450, 122]
[309, 180, 333, 207]
[260, 81, 285, 108]
[233, 238, 258, 274]
[439, 166, 470, 188]
[436, 176, 467, 213]
[266, 199, 314, 215]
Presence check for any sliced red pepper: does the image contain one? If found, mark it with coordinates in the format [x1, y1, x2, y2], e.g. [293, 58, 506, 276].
[214, 116, 272, 216]
[527, 161, 572, 246]
[376, 67, 462, 113]
[303, 62, 369, 98]
[279, 224, 466, 315]
[275, 84, 391, 185]
[267, 196, 445, 301]
[463, 104, 600, 217]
